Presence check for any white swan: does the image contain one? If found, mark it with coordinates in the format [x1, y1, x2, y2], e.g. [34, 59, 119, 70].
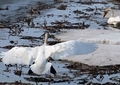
[1, 32, 98, 74]
[29, 45, 55, 75]
[29, 32, 98, 75]
[29, 32, 56, 75]
[103, 8, 120, 25]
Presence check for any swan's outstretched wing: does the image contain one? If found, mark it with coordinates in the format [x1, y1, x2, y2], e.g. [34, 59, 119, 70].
[1, 45, 52, 67]
[1, 47, 32, 65]
[49, 40, 98, 59]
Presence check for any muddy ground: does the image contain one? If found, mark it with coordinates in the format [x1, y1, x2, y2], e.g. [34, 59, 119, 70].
[0, 0, 120, 85]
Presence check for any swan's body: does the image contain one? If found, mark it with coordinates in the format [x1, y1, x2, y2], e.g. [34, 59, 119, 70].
[103, 8, 120, 25]
[1, 32, 97, 74]
[30, 45, 52, 75]
[108, 16, 120, 25]
[29, 32, 56, 75]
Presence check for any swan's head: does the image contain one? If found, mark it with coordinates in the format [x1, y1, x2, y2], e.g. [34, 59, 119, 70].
[103, 8, 112, 18]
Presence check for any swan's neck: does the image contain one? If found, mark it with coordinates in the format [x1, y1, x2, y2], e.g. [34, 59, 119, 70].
[110, 9, 114, 17]
[44, 33, 48, 45]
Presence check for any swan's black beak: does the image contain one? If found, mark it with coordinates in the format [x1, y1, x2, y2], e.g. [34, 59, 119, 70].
[50, 65, 57, 76]
[103, 11, 108, 18]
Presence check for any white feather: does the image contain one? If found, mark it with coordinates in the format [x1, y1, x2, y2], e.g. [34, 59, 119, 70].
[107, 16, 120, 25]
[30, 45, 52, 75]
[47, 40, 98, 59]
[1, 47, 32, 65]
